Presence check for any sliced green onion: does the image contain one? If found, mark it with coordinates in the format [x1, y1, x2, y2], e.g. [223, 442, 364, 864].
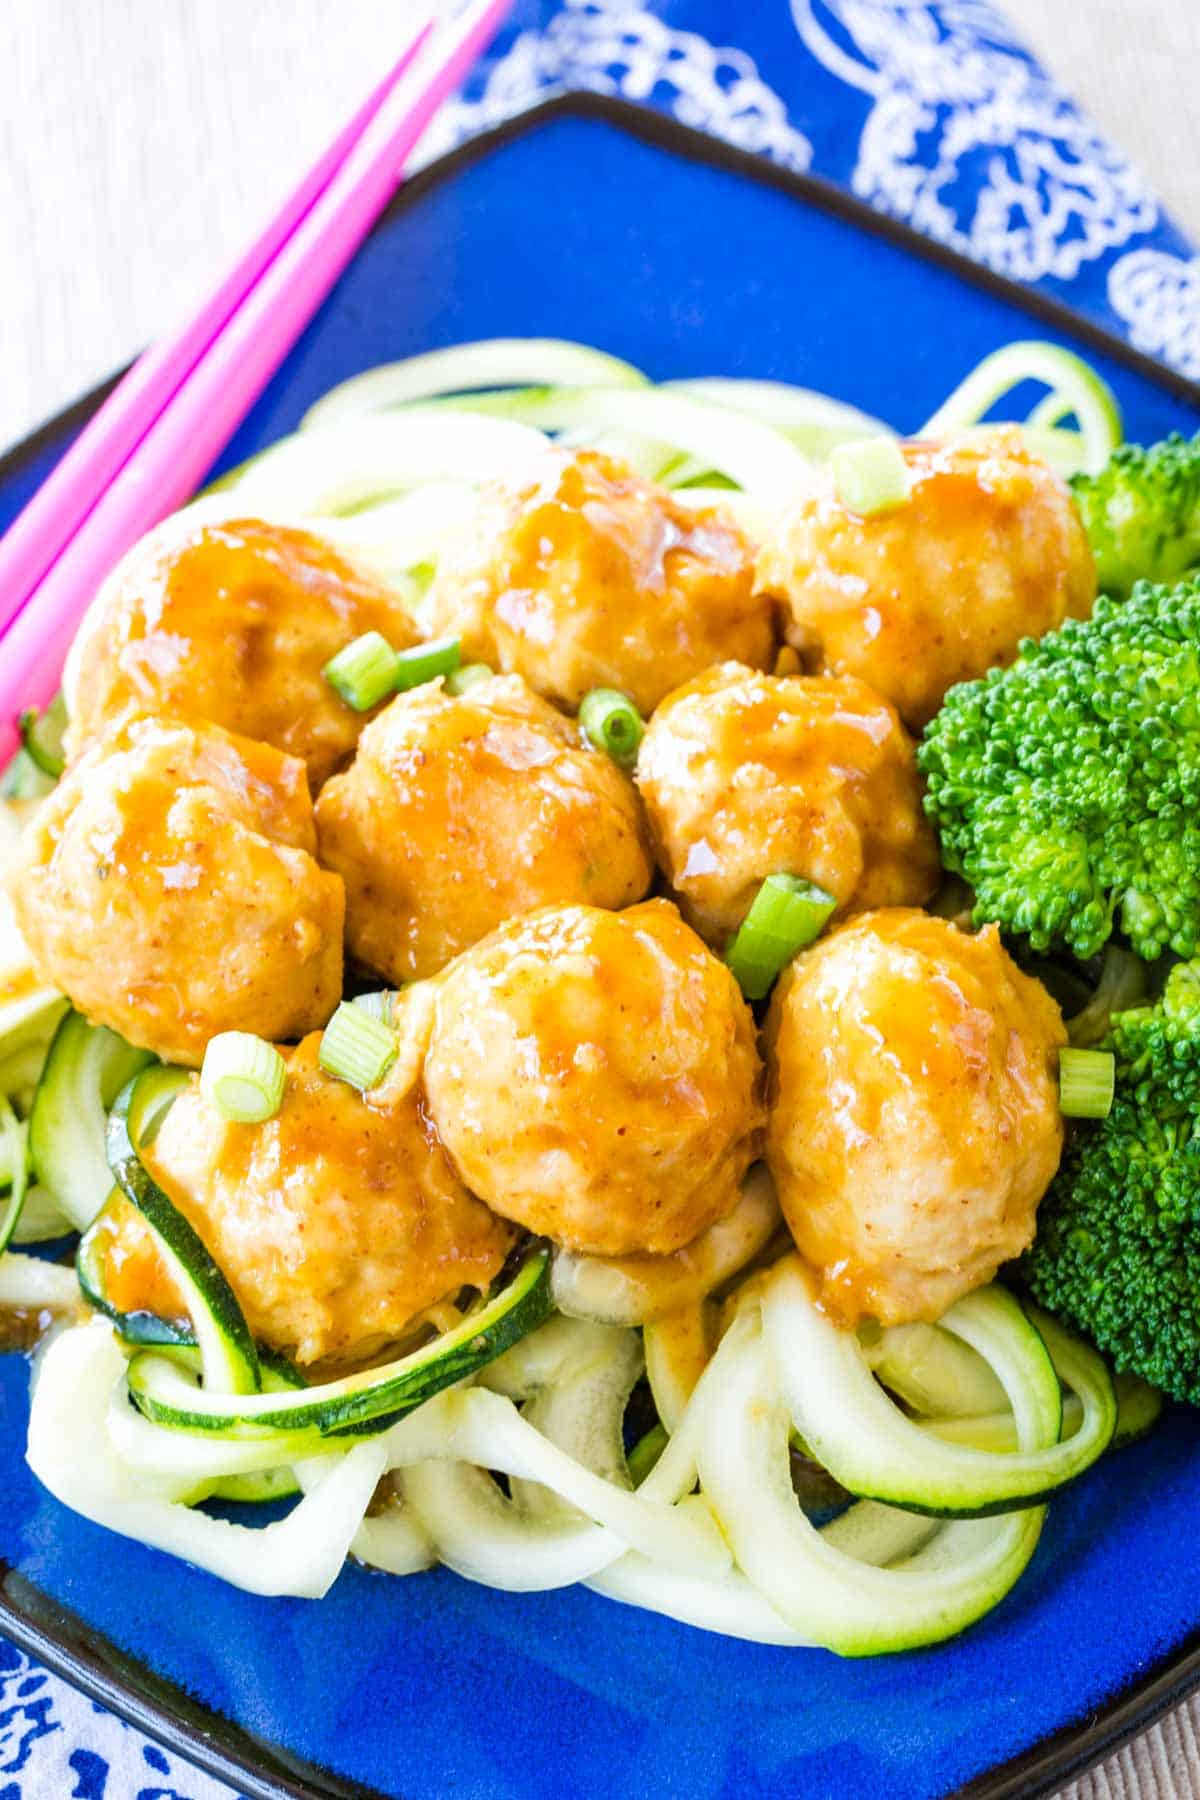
[351, 989, 400, 1028]
[323, 631, 398, 712]
[200, 1032, 287, 1124]
[1059, 1048, 1115, 1119]
[445, 662, 494, 696]
[19, 693, 68, 779]
[725, 875, 837, 1001]
[407, 560, 436, 599]
[579, 688, 645, 768]
[830, 436, 911, 515]
[0, 750, 56, 801]
[319, 1001, 397, 1091]
[393, 635, 461, 693]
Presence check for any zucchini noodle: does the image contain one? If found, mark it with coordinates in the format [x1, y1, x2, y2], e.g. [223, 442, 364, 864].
[919, 341, 1122, 476]
[229, 412, 550, 517]
[28, 1322, 385, 1598]
[22, 1260, 1122, 1640]
[300, 338, 649, 432]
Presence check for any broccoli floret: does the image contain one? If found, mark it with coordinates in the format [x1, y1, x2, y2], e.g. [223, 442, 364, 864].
[1072, 432, 1200, 598]
[918, 577, 1200, 962]
[1023, 961, 1200, 1403]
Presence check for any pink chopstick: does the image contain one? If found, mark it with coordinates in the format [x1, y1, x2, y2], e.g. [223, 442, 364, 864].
[0, 0, 513, 769]
[0, 11, 434, 640]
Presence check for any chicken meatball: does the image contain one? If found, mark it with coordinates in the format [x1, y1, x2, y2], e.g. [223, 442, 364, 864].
[424, 899, 765, 1257]
[316, 674, 653, 982]
[756, 428, 1095, 728]
[63, 510, 420, 785]
[426, 447, 774, 715]
[635, 662, 939, 943]
[97, 1024, 513, 1364]
[9, 715, 343, 1064]
[765, 909, 1065, 1326]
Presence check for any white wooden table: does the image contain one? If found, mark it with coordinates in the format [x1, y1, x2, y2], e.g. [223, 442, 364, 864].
[2, 3, 1199, 1797]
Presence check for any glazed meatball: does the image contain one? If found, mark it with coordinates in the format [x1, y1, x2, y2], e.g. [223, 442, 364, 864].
[635, 662, 939, 943]
[756, 428, 1095, 728]
[63, 510, 420, 785]
[424, 899, 765, 1257]
[426, 447, 774, 715]
[316, 674, 653, 981]
[9, 715, 343, 1065]
[765, 909, 1065, 1326]
[97, 1024, 512, 1364]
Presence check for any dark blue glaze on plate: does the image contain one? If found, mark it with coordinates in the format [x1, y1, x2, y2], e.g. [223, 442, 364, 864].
[2, 98, 1199, 1800]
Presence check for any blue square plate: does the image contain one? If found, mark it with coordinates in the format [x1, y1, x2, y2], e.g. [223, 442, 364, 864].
[3, 97, 1200, 1800]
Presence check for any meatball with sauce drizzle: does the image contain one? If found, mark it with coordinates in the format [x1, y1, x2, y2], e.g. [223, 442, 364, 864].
[426, 447, 775, 716]
[63, 510, 421, 786]
[96, 1015, 513, 1366]
[8, 714, 343, 1066]
[316, 673, 653, 982]
[424, 899, 765, 1257]
[635, 662, 939, 945]
[756, 428, 1095, 729]
[764, 908, 1066, 1327]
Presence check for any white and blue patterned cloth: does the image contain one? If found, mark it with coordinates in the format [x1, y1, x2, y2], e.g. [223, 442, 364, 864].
[0, 1641, 242, 1800]
[421, 0, 1200, 378]
[8, 5, 1197, 1797]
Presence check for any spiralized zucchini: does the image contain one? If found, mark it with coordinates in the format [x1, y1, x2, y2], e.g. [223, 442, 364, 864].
[763, 1258, 1115, 1517]
[920, 341, 1122, 476]
[26, 1252, 1129, 1640]
[230, 412, 549, 518]
[695, 1317, 1045, 1654]
[299, 338, 650, 432]
[0, 1252, 79, 1314]
[0, 799, 73, 1255]
[28, 1322, 385, 1598]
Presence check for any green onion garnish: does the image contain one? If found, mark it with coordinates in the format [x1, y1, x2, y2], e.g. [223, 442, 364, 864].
[1059, 1048, 1115, 1119]
[319, 1001, 397, 1091]
[323, 631, 398, 712]
[200, 1032, 287, 1123]
[830, 436, 910, 516]
[393, 636, 462, 692]
[579, 688, 645, 768]
[445, 662, 494, 696]
[19, 694, 67, 778]
[351, 989, 400, 1028]
[725, 875, 837, 1001]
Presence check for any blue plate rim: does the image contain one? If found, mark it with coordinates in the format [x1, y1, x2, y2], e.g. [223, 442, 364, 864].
[2, 91, 1199, 1800]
